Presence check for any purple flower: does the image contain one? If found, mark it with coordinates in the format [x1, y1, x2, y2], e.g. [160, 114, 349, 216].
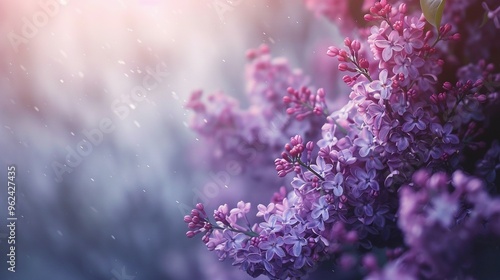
[230, 200, 251, 218]
[402, 107, 427, 132]
[283, 224, 307, 256]
[389, 131, 411, 152]
[483, 2, 500, 29]
[354, 127, 375, 157]
[223, 230, 247, 250]
[374, 30, 404, 61]
[352, 167, 379, 192]
[369, 69, 393, 100]
[393, 55, 424, 79]
[317, 123, 338, 148]
[311, 195, 330, 221]
[310, 156, 333, 177]
[427, 194, 458, 228]
[256, 203, 275, 217]
[322, 172, 344, 196]
[334, 148, 357, 168]
[259, 233, 286, 261]
[401, 28, 424, 54]
[259, 214, 283, 233]
[430, 123, 459, 144]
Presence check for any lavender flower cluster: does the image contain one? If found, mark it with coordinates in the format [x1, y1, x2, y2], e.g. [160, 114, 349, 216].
[184, 0, 500, 279]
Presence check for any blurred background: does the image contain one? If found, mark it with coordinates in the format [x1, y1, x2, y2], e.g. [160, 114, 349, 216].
[0, 0, 343, 279]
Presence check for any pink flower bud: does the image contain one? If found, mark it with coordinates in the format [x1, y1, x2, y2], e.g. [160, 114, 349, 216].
[342, 75, 353, 84]
[338, 63, 348, 71]
[344, 37, 351, 47]
[351, 40, 361, 52]
[399, 3, 407, 14]
[359, 58, 369, 69]
[443, 82, 453, 90]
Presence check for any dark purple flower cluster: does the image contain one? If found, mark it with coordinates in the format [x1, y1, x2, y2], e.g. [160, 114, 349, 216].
[183, 0, 500, 279]
[366, 169, 500, 280]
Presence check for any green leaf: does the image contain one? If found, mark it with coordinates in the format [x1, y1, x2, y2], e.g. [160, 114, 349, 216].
[420, 0, 447, 27]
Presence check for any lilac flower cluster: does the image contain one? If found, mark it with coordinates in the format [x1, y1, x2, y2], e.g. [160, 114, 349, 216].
[184, 0, 500, 279]
[184, 196, 358, 278]
[185, 44, 321, 168]
[366, 170, 500, 279]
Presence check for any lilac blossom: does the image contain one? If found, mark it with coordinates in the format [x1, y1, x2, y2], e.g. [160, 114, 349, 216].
[483, 2, 500, 29]
[369, 69, 393, 100]
[185, 1, 500, 279]
[259, 233, 286, 261]
[322, 172, 344, 196]
[374, 30, 404, 62]
[283, 224, 308, 257]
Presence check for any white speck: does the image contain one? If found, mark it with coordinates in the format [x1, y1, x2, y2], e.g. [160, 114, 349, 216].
[60, 79, 64, 83]
[70, 131, 75, 136]
[34, 106, 39, 112]
[182, 121, 188, 127]
[111, 235, 116, 240]
[268, 37, 275, 44]
[203, 118, 207, 123]
[127, 28, 133, 32]
[146, 165, 150, 168]
[124, 73, 129, 77]
[59, 0, 68, 6]
[171, 91, 179, 100]
[90, 178, 94, 182]
[20, 65, 26, 71]
[118, 60, 126, 65]
[134, 120, 141, 128]
[137, 39, 142, 43]
[143, 189, 146, 192]
[78, 71, 84, 78]
[130, 103, 136, 109]
[57, 230, 63, 236]
[195, 138, 199, 141]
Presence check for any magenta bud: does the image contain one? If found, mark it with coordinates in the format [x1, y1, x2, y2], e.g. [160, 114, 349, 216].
[338, 63, 348, 71]
[191, 209, 199, 216]
[186, 231, 195, 238]
[351, 40, 361, 52]
[443, 82, 453, 90]
[317, 88, 325, 98]
[196, 203, 204, 211]
[359, 58, 369, 69]
[399, 3, 407, 14]
[344, 37, 351, 47]
[342, 75, 353, 84]
[184, 215, 192, 223]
